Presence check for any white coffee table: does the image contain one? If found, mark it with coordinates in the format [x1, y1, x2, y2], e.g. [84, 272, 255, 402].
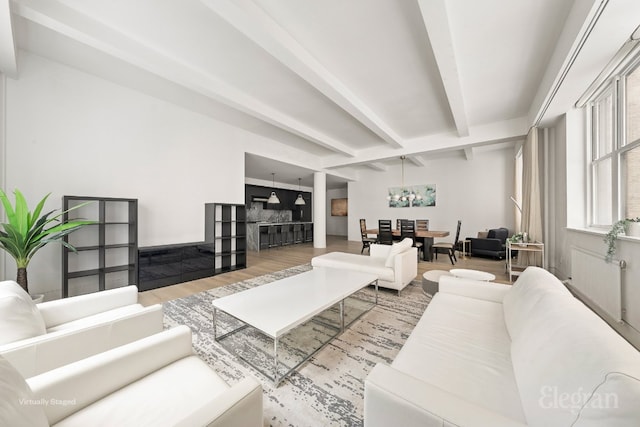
[212, 267, 378, 385]
[450, 268, 496, 281]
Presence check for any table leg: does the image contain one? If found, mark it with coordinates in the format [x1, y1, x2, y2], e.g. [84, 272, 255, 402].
[340, 300, 344, 332]
[423, 237, 434, 261]
[375, 280, 379, 304]
[212, 308, 217, 340]
[274, 338, 279, 384]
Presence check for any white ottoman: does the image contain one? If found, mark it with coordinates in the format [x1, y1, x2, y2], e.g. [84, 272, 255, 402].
[422, 270, 452, 296]
[449, 268, 496, 281]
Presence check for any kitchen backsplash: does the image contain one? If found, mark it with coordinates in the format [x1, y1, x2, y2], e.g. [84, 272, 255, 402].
[247, 202, 293, 222]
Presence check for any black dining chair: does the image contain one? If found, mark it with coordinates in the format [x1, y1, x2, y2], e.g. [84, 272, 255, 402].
[378, 220, 394, 245]
[394, 218, 407, 241]
[400, 219, 424, 261]
[360, 219, 377, 254]
[431, 220, 462, 265]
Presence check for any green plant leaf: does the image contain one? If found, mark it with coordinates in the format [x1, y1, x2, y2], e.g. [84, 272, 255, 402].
[0, 189, 97, 276]
[0, 189, 17, 227]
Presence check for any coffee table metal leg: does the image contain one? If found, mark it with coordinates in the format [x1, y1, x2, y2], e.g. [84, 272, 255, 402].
[212, 308, 217, 340]
[375, 279, 379, 304]
[274, 338, 279, 385]
[340, 300, 345, 332]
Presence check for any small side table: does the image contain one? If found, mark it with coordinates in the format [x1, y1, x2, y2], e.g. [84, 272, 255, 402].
[507, 241, 544, 282]
[460, 239, 471, 258]
[422, 270, 453, 296]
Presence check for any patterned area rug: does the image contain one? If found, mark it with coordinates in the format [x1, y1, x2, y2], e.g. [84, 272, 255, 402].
[163, 264, 430, 427]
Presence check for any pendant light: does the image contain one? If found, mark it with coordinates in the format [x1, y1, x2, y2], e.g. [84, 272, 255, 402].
[267, 173, 280, 204]
[393, 156, 407, 201]
[388, 156, 417, 204]
[295, 178, 306, 205]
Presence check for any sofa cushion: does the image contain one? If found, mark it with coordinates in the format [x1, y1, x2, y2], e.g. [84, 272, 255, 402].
[487, 227, 509, 243]
[311, 253, 395, 282]
[392, 292, 526, 423]
[0, 281, 47, 345]
[52, 356, 230, 427]
[0, 355, 48, 427]
[384, 238, 413, 268]
[502, 267, 571, 340]
[45, 304, 146, 333]
[510, 291, 640, 426]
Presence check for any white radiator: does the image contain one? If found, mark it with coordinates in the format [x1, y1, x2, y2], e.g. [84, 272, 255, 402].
[570, 246, 626, 323]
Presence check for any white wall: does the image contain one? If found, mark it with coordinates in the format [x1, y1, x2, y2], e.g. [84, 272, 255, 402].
[326, 187, 348, 236]
[348, 147, 516, 241]
[2, 52, 265, 298]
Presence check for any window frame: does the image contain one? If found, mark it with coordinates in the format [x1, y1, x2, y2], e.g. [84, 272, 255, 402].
[586, 53, 640, 228]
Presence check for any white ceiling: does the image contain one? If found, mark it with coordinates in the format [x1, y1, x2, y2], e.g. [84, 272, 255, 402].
[2, 0, 640, 189]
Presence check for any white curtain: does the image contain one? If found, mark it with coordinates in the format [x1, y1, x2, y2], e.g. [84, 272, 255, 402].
[520, 127, 543, 264]
[514, 147, 523, 232]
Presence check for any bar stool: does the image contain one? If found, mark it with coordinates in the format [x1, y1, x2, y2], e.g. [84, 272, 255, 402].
[281, 224, 292, 245]
[304, 223, 313, 242]
[259, 226, 269, 250]
[268, 225, 280, 248]
[293, 224, 303, 243]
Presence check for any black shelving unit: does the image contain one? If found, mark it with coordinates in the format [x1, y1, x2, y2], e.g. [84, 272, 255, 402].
[62, 196, 138, 297]
[205, 203, 246, 274]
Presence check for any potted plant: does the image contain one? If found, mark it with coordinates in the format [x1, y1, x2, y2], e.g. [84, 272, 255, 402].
[0, 189, 95, 295]
[508, 232, 528, 246]
[604, 217, 640, 262]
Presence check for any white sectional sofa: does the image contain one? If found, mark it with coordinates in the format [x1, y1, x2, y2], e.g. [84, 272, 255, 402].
[0, 281, 163, 377]
[364, 266, 640, 426]
[311, 238, 418, 293]
[1, 326, 263, 427]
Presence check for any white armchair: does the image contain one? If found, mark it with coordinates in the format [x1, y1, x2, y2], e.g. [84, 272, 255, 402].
[0, 281, 163, 377]
[1, 326, 263, 426]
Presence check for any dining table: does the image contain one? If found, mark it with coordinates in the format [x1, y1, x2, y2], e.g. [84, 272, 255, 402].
[365, 228, 450, 261]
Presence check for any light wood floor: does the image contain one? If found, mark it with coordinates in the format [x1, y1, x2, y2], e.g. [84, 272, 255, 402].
[138, 235, 511, 307]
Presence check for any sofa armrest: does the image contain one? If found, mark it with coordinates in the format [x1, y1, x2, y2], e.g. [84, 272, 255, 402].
[364, 364, 526, 427]
[37, 286, 139, 328]
[394, 247, 418, 287]
[439, 276, 511, 303]
[1, 304, 163, 378]
[175, 377, 263, 427]
[28, 326, 194, 425]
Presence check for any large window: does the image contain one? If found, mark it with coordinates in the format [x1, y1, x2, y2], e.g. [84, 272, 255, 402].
[588, 56, 640, 226]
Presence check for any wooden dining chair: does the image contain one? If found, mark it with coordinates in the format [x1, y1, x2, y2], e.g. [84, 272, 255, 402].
[378, 220, 394, 245]
[431, 220, 462, 265]
[359, 219, 377, 254]
[400, 219, 424, 261]
[416, 219, 430, 231]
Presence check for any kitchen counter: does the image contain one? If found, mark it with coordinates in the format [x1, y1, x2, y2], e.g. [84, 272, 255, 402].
[247, 222, 313, 251]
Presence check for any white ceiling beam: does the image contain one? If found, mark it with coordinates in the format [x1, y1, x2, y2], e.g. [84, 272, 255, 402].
[200, 0, 404, 149]
[323, 117, 527, 169]
[0, 0, 18, 78]
[365, 162, 388, 172]
[529, 0, 640, 126]
[463, 147, 474, 161]
[13, 0, 356, 157]
[417, 0, 469, 137]
[406, 156, 425, 167]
